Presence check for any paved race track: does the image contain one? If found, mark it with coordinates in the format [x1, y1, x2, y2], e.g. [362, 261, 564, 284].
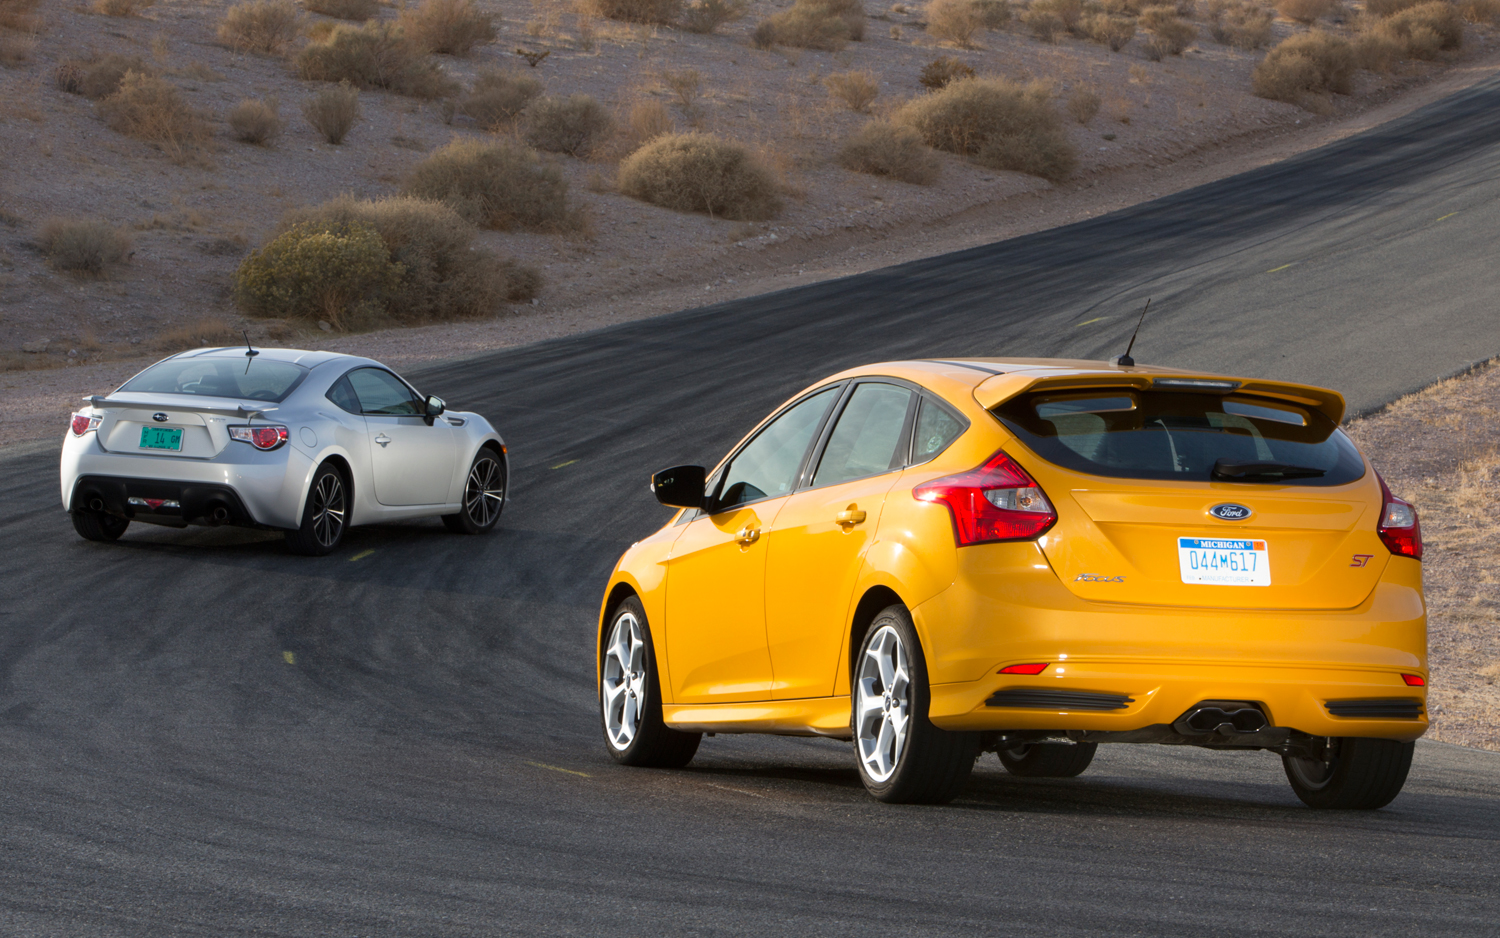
[4, 77, 1500, 938]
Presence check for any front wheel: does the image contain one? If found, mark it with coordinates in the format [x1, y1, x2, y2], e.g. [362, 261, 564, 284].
[853, 605, 979, 804]
[442, 448, 505, 534]
[71, 510, 129, 542]
[285, 463, 347, 556]
[1283, 737, 1414, 810]
[998, 741, 1097, 778]
[600, 597, 701, 768]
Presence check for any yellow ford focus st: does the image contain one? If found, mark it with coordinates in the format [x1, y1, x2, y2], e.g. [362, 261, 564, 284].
[596, 359, 1426, 809]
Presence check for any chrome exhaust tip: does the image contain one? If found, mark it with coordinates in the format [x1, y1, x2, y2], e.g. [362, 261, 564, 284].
[1174, 703, 1268, 737]
[206, 504, 231, 526]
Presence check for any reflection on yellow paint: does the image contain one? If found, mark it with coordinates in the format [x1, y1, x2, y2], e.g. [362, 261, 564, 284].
[282, 651, 295, 665]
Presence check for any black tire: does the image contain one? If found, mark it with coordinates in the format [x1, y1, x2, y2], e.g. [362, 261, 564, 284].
[997, 741, 1097, 778]
[442, 447, 506, 535]
[852, 604, 979, 804]
[284, 463, 348, 556]
[599, 596, 702, 768]
[71, 510, 129, 542]
[1283, 737, 1415, 810]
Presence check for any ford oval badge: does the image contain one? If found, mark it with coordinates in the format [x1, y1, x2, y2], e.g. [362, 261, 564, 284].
[1210, 503, 1253, 521]
[152, 412, 169, 423]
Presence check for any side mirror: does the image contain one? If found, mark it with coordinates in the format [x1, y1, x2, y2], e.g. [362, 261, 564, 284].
[424, 395, 446, 425]
[651, 465, 706, 510]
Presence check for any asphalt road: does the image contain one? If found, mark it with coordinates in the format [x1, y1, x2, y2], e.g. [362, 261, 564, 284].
[4, 76, 1500, 937]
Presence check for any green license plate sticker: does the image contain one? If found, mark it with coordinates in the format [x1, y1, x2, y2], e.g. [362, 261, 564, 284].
[139, 426, 183, 451]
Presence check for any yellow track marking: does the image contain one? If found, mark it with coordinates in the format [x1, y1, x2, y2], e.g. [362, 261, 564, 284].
[282, 651, 296, 665]
[526, 761, 591, 778]
[1436, 212, 1458, 222]
[348, 549, 375, 562]
[1073, 317, 1106, 328]
[705, 783, 766, 798]
[1266, 263, 1294, 273]
[550, 459, 579, 470]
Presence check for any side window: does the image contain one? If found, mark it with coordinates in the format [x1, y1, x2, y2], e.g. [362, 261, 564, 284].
[346, 368, 422, 416]
[715, 386, 841, 511]
[325, 375, 361, 414]
[812, 383, 914, 488]
[910, 396, 966, 464]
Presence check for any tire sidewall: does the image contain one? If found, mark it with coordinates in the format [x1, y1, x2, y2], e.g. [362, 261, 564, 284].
[599, 597, 664, 764]
[853, 606, 938, 799]
[288, 463, 346, 555]
[465, 449, 505, 533]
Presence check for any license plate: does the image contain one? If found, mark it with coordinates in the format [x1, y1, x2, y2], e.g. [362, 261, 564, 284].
[1178, 537, 1270, 586]
[139, 426, 183, 451]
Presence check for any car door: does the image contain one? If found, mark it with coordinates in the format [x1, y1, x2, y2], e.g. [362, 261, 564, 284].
[762, 381, 919, 700]
[344, 367, 457, 507]
[664, 385, 843, 705]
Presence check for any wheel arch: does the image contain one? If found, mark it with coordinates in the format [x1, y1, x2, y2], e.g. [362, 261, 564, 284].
[846, 584, 906, 695]
[301, 452, 355, 525]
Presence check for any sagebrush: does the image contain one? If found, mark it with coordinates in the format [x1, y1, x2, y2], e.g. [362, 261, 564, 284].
[461, 69, 542, 128]
[39, 218, 132, 275]
[825, 70, 879, 111]
[524, 94, 613, 157]
[1274, 0, 1332, 22]
[297, 22, 458, 98]
[618, 132, 782, 220]
[926, 0, 988, 47]
[680, 0, 749, 32]
[93, 0, 155, 16]
[404, 139, 573, 230]
[1083, 13, 1136, 49]
[1252, 30, 1353, 103]
[234, 221, 401, 331]
[304, 0, 380, 20]
[98, 72, 211, 156]
[217, 0, 303, 54]
[837, 120, 940, 184]
[589, 0, 683, 23]
[1207, 0, 1272, 49]
[398, 0, 497, 55]
[756, 0, 865, 50]
[229, 98, 284, 144]
[303, 81, 360, 144]
[895, 77, 1076, 181]
[1373, 1, 1463, 58]
[919, 56, 975, 90]
[1139, 5, 1197, 59]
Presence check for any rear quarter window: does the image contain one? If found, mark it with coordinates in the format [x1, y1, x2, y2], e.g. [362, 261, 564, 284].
[994, 390, 1365, 486]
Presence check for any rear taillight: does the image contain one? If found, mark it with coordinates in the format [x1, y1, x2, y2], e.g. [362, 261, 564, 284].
[70, 413, 101, 436]
[229, 425, 289, 451]
[1402, 674, 1426, 687]
[1376, 472, 1422, 560]
[914, 449, 1057, 546]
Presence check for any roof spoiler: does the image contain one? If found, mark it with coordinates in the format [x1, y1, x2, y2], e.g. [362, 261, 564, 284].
[974, 373, 1346, 425]
[85, 396, 279, 420]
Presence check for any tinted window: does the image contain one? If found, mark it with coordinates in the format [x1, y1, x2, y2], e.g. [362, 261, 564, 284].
[994, 391, 1365, 486]
[911, 396, 966, 464]
[119, 358, 307, 403]
[813, 383, 913, 488]
[326, 375, 361, 414]
[347, 368, 422, 416]
[715, 387, 840, 511]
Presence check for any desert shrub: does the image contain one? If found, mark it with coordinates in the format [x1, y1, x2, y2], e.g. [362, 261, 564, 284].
[1083, 12, 1137, 47]
[1458, 0, 1500, 23]
[625, 99, 674, 146]
[757, 0, 865, 50]
[974, 0, 1011, 26]
[398, 0, 496, 54]
[297, 22, 459, 98]
[93, 0, 155, 16]
[461, 68, 542, 128]
[257, 195, 541, 326]
[661, 68, 703, 110]
[919, 55, 975, 89]
[1275, 0, 1332, 21]
[304, 0, 380, 20]
[1252, 30, 1354, 101]
[837, 120, 940, 184]
[825, 69, 879, 111]
[1102, 0, 1143, 12]
[303, 80, 360, 143]
[1022, 0, 1082, 39]
[1364, 0, 1424, 15]
[1207, 0, 1272, 47]
[55, 63, 85, 93]
[894, 77, 1076, 181]
[76, 54, 149, 99]
[1353, 31, 1404, 68]
[98, 72, 211, 153]
[234, 222, 401, 330]
[618, 132, 782, 220]
[1139, 4, 1197, 57]
[218, 0, 303, 54]
[927, 0, 987, 45]
[404, 139, 572, 230]
[524, 94, 613, 156]
[38, 218, 132, 275]
[0, 0, 40, 31]
[589, 0, 683, 23]
[1374, 1, 1463, 57]
[680, 0, 749, 32]
[1067, 86, 1101, 122]
[229, 98, 284, 144]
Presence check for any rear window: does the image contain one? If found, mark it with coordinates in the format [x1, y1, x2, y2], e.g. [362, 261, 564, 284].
[994, 390, 1365, 486]
[119, 357, 308, 403]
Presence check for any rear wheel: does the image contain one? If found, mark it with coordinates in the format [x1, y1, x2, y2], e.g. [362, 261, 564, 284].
[71, 510, 128, 542]
[600, 597, 701, 768]
[442, 448, 505, 534]
[853, 605, 979, 804]
[998, 741, 1097, 778]
[285, 463, 347, 556]
[1283, 737, 1414, 810]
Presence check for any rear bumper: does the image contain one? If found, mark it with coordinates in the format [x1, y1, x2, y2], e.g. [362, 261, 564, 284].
[68, 475, 263, 529]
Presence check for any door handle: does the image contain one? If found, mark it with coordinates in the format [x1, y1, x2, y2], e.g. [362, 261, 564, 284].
[374, 433, 391, 447]
[836, 507, 867, 527]
[735, 525, 760, 545]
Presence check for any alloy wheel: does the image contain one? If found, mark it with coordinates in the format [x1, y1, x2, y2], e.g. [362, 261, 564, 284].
[602, 612, 648, 751]
[463, 457, 505, 528]
[855, 624, 912, 783]
[1286, 737, 1340, 791]
[311, 473, 345, 548]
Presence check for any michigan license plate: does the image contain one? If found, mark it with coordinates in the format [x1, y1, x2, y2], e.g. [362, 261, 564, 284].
[139, 426, 183, 451]
[1178, 537, 1270, 586]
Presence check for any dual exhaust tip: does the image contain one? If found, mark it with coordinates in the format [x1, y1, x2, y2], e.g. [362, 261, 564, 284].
[1174, 703, 1268, 737]
[85, 494, 230, 525]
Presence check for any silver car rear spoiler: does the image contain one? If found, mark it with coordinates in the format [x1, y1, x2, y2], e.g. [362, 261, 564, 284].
[85, 396, 279, 420]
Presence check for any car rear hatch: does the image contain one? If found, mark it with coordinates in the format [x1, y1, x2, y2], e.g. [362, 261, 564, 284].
[93, 394, 258, 459]
[982, 372, 1390, 610]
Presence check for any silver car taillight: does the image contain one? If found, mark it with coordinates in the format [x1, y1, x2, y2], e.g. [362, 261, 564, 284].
[229, 425, 289, 451]
[70, 413, 101, 436]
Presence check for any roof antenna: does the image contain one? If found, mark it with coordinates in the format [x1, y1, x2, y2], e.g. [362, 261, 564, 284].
[243, 330, 259, 374]
[1113, 298, 1151, 368]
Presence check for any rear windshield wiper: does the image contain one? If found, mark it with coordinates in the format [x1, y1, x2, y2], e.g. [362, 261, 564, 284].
[1212, 459, 1327, 482]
